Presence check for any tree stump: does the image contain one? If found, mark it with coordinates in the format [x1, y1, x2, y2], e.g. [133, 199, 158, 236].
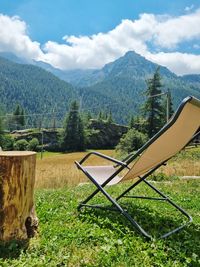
[0, 151, 38, 241]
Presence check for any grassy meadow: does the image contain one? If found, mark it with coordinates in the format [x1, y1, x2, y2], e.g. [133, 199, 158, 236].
[35, 148, 200, 189]
[35, 150, 116, 188]
[0, 148, 200, 266]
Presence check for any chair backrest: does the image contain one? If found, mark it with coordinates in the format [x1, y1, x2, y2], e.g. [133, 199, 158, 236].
[124, 96, 200, 181]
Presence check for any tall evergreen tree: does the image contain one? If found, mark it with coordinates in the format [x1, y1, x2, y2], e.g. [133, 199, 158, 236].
[129, 115, 135, 129]
[13, 104, 25, 130]
[82, 111, 92, 127]
[107, 111, 113, 124]
[19, 108, 25, 127]
[97, 111, 103, 121]
[143, 68, 165, 138]
[13, 104, 21, 129]
[0, 114, 3, 146]
[129, 115, 146, 132]
[62, 101, 85, 152]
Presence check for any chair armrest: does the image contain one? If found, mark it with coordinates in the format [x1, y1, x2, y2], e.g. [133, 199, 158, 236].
[78, 151, 128, 167]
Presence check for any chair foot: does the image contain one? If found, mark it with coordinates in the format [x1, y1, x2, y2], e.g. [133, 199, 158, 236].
[77, 204, 83, 211]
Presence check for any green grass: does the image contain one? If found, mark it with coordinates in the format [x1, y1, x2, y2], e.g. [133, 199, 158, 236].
[0, 179, 200, 266]
[36, 151, 63, 159]
[173, 147, 200, 161]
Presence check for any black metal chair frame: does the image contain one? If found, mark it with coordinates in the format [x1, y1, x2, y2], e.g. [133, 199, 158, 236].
[75, 96, 200, 239]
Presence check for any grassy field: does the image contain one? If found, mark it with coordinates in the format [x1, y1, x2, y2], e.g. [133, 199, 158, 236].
[0, 148, 199, 266]
[35, 150, 116, 188]
[0, 179, 200, 266]
[35, 148, 200, 189]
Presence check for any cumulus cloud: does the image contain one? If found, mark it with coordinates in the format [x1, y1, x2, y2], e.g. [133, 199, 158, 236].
[0, 10, 200, 75]
[146, 52, 200, 75]
[42, 18, 149, 69]
[153, 9, 200, 48]
[42, 9, 200, 74]
[0, 14, 43, 60]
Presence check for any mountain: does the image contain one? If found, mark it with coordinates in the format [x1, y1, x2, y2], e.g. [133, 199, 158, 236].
[0, 51, 200, 125]
[0, 57, 77, 127]
[0, 52, 29, 64]
[182, 74, 200, 84]
[77, 52, 200, 122]
[54, 51, 177, 87]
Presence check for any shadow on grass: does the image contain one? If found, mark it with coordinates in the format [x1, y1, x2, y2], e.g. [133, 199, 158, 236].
[0, 239, 29, 259]
[78, 201, 200, 257]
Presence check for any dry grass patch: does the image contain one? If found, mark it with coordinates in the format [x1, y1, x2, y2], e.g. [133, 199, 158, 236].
[160, 159, 200, 177]
[36, 150, 116, 189]
[35, 148, 200, 189]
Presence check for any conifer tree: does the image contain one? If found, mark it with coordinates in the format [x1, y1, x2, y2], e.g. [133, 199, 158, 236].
[19, 108, 25, 127]
[143, 68, 165, 138]
[97, 111, 103, 121]
[107, 111, 113, 124]
[129, 115, 135, 129]
[13, 104, 25, 129]
[62, 101, 85, 152]
[82, 111, 92, 127]
[0, 114, 3, 147]
[13, 104, 21, 129]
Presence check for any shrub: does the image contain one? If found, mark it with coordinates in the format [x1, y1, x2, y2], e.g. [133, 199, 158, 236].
[14, 139, 29, 151]
[0, 135, 14, 150]
[116, 128, 148, 156]
[28, 138, 39, 151]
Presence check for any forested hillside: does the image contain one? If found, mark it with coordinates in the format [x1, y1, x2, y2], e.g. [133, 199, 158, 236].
[182, 74, 200, 83]
[0, 57, 77, 121]
[0, 52, 200, 125]
[75, 52, 200, 122]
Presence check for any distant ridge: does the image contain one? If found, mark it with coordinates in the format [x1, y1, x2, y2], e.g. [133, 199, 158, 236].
[0, 51, 199, 124]
[0, 56, 76, 120]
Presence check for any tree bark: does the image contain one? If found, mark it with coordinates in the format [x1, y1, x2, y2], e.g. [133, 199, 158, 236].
[0, 151, 38, 241]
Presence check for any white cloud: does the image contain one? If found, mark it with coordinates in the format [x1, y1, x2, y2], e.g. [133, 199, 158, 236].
[185, 5, 194, 12]
[42, 18, 150, 69]
[42, 9, 200, 74]
[0, 14, 43, 60]
[0, 10, 200, 75]
[146, 52, 200, 75]
[153, 9, 200, 48]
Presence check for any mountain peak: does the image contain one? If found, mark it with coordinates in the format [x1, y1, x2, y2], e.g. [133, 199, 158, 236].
[123, 50, 142, 58]
[101, 50, 158, 78]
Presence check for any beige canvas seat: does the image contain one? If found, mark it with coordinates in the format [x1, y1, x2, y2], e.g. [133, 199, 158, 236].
[75, 96, 200, 239]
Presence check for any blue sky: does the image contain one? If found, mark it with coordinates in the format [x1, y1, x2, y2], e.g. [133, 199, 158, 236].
[0, 0, 200, 74]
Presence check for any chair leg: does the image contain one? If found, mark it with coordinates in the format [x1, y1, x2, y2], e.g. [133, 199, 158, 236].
[116, 162, 164, 201]
[78, 165, 192, 239]
[78, 182, 153, 239]
[116, 178, 192, 239]
[78, 171, 124, 213]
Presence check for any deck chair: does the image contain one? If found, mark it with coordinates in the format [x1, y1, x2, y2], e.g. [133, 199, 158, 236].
[75, 96, 200, 239]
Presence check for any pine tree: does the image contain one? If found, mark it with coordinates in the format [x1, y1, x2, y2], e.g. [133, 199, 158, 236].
[82, 111, 92, 127]
[19, 108, 25, 127]
[13, 104, 25, 130]
[97, 111, 103, 121]
[62, 101, 85, 152]
[107, 111, 113, 124]
[129, 115, 135, 129]
[0, 111, 4, 148]
[13, 104, 21, 129]
[143, 68, 165, 138]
